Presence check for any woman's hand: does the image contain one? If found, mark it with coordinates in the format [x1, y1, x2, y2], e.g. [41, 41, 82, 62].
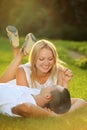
[62, 68, 73, 88]
[58, 67, 73, 88]
[63, 68, 73, 82]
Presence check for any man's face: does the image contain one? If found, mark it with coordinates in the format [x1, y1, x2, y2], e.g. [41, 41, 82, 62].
[38, 86, 55, 107]
[40, 86, 55, 95]
[38, 85, 64, 108]
[40, 85, 63, 95]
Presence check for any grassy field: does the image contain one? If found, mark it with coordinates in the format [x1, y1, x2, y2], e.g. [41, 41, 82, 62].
[0, 37, 87, 130]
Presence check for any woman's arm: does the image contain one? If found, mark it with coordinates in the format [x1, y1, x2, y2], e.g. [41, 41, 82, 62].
[16, 68, 29, 87]
[12, 103, 58, 118]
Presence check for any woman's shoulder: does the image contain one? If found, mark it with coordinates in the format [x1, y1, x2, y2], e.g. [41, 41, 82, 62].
[19, 63, 31, 68]
[19, 63, 32, 73]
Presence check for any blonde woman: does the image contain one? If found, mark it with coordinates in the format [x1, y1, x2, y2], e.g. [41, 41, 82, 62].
[17, 39, 72, 88]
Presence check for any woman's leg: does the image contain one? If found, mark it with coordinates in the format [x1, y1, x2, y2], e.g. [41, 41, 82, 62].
[6, 25, 20, 57]
[0, 51, 24, 83]
[0, 26, 36, 83]
[0, 25, 21, 83]
[6, 25, 36, 57]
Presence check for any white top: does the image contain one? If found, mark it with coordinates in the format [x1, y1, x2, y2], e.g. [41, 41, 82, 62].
[19, 63, 58, 88]
[0, 83, 40, 117]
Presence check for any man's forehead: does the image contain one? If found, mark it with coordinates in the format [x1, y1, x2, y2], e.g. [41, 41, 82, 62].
[43, 85, 64, 92]
[53, 85, 64, 91]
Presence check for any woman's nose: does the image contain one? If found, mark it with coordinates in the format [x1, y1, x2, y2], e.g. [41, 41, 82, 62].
[44, 60, 49, 65]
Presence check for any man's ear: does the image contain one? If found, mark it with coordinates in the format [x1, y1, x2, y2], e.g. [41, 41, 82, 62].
[44, 92, 51, 100]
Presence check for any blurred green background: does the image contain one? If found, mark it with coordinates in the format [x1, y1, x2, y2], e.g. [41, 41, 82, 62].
[0, 0, 87, 40]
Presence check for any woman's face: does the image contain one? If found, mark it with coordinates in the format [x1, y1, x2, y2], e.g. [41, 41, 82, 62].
[36, 48, 55, 74]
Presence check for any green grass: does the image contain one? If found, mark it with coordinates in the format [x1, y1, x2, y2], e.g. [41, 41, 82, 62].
[0, 37, 87, 130]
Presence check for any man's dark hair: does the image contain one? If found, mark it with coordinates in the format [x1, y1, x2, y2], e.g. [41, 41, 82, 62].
[44, 87, 71, 114]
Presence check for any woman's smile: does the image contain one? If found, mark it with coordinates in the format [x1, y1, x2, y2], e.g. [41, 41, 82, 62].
[36, 48, 55, 74]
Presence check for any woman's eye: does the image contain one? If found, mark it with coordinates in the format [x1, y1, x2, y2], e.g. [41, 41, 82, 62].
[39, 58, 44, 61]
[49, 58, 53, 61]
[39, 57, 54, 61]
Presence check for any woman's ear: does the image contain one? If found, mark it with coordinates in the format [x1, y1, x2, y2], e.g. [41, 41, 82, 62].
[44, 92, 51, 100]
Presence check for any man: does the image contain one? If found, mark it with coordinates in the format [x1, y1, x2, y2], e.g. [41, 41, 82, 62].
[0, 83, 71, 118]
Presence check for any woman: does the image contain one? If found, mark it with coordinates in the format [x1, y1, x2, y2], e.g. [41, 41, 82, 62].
[17, 39, 72, 88]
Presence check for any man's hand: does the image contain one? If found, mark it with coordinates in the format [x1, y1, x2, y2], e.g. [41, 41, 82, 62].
[44, 107, 58, 117]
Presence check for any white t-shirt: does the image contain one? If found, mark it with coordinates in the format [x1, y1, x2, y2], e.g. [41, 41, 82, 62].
[0, 83, 40, 117]
[19, 63, 58, 88]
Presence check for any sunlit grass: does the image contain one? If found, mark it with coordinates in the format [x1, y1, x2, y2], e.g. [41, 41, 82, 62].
[0, 108, 87, 130]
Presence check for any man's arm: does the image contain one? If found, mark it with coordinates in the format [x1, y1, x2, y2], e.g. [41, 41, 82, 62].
[11, 103, 58, 118]
[69, 98, 87, 112]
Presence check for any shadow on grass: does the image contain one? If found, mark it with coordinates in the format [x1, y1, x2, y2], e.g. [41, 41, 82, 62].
[0, 108, 87, 130]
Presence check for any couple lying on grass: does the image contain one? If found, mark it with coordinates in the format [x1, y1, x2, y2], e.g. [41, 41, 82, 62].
[0, 25, 86, 118]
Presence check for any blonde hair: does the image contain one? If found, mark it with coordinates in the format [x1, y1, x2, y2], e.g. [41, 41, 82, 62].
[29, 39, 64, 88]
